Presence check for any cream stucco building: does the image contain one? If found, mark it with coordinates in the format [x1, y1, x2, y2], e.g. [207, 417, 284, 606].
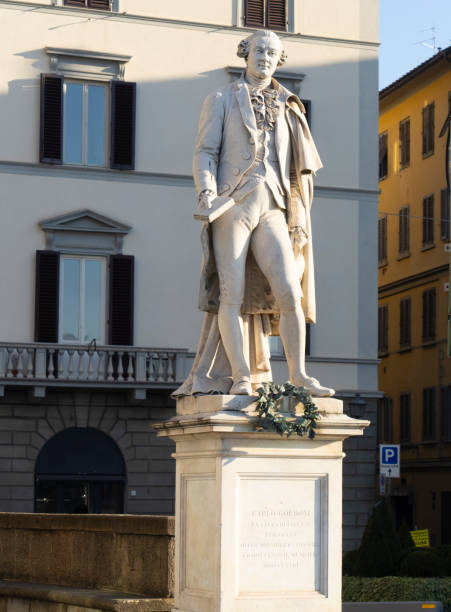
[0, 0, 379, 550]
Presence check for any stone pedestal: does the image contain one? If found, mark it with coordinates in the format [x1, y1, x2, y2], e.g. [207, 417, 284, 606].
[154, 395, 369, 612]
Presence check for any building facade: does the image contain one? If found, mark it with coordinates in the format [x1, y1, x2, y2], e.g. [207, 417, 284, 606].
[378, 46, 451, 544]
[0, 0, 379, 550]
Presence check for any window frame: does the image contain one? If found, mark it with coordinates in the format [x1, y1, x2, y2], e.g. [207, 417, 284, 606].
[398, 205, 410, 256]
[379, 131, 388, 181]
[58, 254, 107, 345]
[400, 392, 411, 443]
[399, 117, 410, 169]
[378, 304, 389, 356]
[440, 188, 450, 241]
[422, 287, 436, 343]
[422, 102, 435, 158]
[378, 215, 388, 265]
[63, 79, 109, 169]
[64, 0, 112, 10]
[243, 0, 288, 31]
[422, 387, 436, 441]
[399, 297, 411, 349]
[422, 194, 435, 247]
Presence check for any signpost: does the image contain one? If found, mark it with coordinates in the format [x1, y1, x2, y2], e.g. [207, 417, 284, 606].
[380, 444, 400, 478]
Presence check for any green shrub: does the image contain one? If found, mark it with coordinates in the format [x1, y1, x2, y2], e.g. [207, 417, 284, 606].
[398, 520, 415, 560]
[354, 498, 401, 577]
[343, 549, 359, 576]
[343, 576, 451, 612]
[400, 549, 445, 577]
[436, 545, 451, 577]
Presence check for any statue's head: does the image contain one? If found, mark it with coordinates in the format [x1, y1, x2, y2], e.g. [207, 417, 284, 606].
[237, 30, 287, 80]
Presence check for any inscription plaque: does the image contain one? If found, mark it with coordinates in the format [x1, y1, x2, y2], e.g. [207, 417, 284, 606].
[237, 475, 324, 595]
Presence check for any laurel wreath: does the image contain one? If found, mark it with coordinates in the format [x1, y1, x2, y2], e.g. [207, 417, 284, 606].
[255, 381, 320, 439]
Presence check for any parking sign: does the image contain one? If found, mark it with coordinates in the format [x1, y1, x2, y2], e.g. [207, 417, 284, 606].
[380, 444, 400, 478]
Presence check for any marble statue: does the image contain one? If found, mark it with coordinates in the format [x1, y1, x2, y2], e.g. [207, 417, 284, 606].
[175, 29, 334, 398]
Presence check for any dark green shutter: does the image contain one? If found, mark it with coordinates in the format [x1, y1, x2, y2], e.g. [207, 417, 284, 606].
[109, 255, 134, 345]
[40, 74, 63, 164]
[35, 251, 59, 342]
[110, 81, 136, 170]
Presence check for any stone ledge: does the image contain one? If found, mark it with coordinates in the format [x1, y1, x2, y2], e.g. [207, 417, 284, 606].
[0, 582, 173, 611]
[0, 513, 174, 536]
[176, 394, 343, 416]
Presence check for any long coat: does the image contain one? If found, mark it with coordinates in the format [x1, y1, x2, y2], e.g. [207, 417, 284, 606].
[174, 76, 323, 395]
[192, 75, 322, 326]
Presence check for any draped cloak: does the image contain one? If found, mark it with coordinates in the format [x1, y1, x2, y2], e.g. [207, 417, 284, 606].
[174, 78, 322, 396]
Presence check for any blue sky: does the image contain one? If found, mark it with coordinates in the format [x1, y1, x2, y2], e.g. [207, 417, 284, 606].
[379, 0, 451, 89]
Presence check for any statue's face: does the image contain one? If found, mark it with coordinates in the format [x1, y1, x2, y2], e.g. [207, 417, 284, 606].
[246, 34, 282, 80]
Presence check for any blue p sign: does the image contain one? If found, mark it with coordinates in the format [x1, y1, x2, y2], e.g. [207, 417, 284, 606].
[380, 444, 400, 477]
[382, 447, 398, 464]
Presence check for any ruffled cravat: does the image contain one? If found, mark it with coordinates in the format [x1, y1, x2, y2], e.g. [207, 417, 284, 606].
[249, 87, 279, 131]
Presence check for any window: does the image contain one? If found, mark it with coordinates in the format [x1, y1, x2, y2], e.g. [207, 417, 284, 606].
[64, 0, 111, 9]
[400, 393, 411, 442]
[63, 81, 107, 167]
[398, 206, 410, 255]
[441, 188, 450, 241]
[378, 304, 388, 355]
[60, 256, 106, 344]
[379, 132, 388, 180]
[378, 216, 388, 264]
[244, 0, 287, 30]
[378, 396, 392, 443]
[422, 288, 436, 342]
[40, 75, 136, 170]
[440, 386, 451, 442]
[422, 387, 436, 441]
[422, 195, 434, 246]
[36, 210, 134, 346]
[422, 103, 435, 157]
[399, 118, 410, 168]
[269, 324, 310, 357]
[400, 297, 411, 348]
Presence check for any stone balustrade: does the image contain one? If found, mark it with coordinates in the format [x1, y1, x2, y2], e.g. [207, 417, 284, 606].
[0, 342, 189, 393]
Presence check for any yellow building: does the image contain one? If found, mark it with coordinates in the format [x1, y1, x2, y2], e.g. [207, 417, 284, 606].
[378, 46, 451, 545]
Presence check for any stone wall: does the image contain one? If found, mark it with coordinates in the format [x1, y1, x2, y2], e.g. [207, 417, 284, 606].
[342, 397, 378, 551]
[0, 513, 174, 597]
[0, 389, 176, 514]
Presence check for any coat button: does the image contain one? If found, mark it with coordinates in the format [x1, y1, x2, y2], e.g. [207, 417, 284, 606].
[219, 184, 230, 194]
[242, 152, 251, 160]
[233, 167, 240, 176]
[249, 138, 255, 145]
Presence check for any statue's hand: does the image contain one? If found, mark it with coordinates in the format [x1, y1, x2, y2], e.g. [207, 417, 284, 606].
[198, 189, 215, 210]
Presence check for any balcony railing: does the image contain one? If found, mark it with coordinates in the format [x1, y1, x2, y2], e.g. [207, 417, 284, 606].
[0, 342, 189, 394]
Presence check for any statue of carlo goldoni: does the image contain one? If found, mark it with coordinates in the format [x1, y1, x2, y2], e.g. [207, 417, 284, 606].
[174, 29, 335, 398]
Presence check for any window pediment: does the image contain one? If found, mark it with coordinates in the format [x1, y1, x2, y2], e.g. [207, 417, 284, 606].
[46, 47, 131, 81]
[40, 209, 131, 254]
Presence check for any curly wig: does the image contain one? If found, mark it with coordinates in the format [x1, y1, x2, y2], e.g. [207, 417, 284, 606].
[237, 30, 287, 66]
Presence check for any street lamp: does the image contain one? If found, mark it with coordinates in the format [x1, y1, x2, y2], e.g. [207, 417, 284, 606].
[349, 394, 367, 419]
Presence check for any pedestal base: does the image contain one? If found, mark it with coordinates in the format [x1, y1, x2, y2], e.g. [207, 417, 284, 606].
[155, 396, 369, 612]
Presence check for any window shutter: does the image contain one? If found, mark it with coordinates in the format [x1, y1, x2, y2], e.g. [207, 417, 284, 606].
[40, 74, 63, 164]
[64, 0, 85, 6]
[109, 255, 134, 345]
[266, 0, 287, 30]
[35, 251, 59, 343]
[441, 188, 450, 241]
[89, 0, 110, 8]
[110, 81, 136, 170]
[245, 0, 265, 27]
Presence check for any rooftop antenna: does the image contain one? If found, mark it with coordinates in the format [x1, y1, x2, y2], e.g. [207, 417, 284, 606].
[413, 25, 441, 53]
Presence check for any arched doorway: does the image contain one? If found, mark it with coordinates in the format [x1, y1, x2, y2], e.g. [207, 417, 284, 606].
[35, 427, 126, 514]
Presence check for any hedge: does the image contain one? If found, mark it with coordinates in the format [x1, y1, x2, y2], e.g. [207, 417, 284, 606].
[343, 577, 451, 612]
